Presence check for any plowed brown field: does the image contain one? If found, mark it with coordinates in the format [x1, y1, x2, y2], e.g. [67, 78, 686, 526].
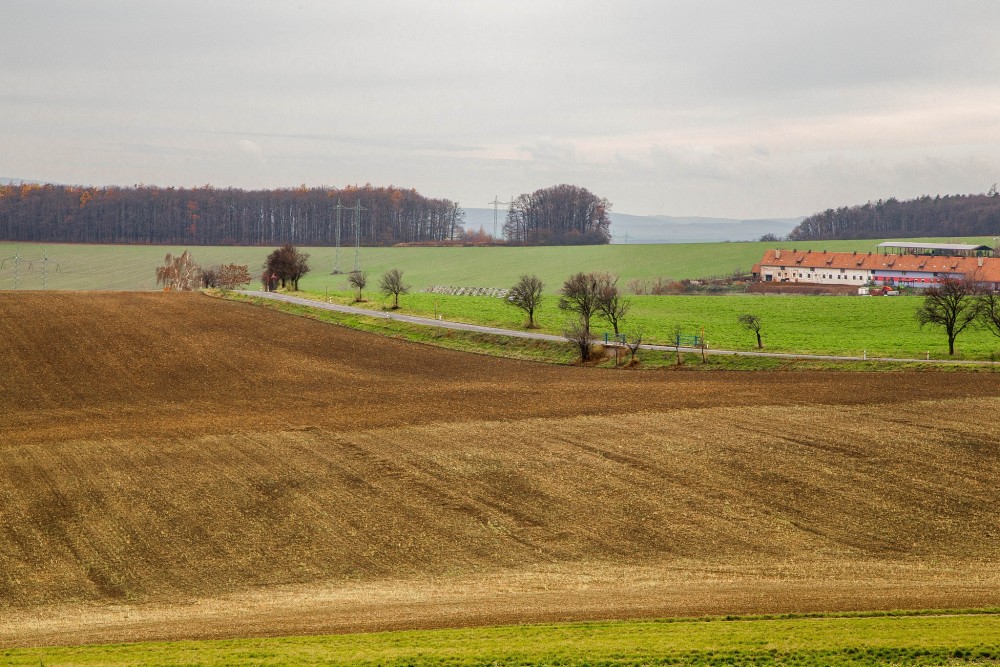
[2, 291, 1000, 647]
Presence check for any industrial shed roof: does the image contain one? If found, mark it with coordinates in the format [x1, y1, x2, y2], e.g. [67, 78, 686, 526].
[876, 242, 993, 253]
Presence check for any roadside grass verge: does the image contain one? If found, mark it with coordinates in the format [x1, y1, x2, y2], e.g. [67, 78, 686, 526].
[293, 288, 1000, 362]
[8, 610, 1000, 666]
[223, 293, 995, 371]
[226, 293, 578, 364]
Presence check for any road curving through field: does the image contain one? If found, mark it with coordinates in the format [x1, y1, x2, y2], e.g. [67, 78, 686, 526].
[242, 290, 1000, 365]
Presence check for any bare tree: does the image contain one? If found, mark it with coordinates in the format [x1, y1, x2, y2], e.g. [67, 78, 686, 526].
[379, 268, 409, 309]
[564, 316, 596, 362]
[627, 278, 648, 295]
[977, 289, 1000, 341]
[348, 270, 368, 302]
[915, 274, 982, 355]
[558, 272, 601, 336]
[595, 273, 630, 335]
[507, 274, 544, 328]
[155, 250, 201, 291]
[625, 331, 643, 366]
[738, 313, 764, 349]
[200, 265, 219, 288]
[673, 324, 683, 366]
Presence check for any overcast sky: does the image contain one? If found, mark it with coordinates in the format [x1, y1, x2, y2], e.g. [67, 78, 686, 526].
[3, 1, 999, 218]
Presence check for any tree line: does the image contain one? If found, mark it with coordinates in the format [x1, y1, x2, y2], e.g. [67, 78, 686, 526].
[504, 184, 612, 245]
[786, 188, 1000, 241]
[0, 183, 462, 246]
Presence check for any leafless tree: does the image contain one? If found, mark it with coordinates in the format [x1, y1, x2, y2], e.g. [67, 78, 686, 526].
[627, 278, 648, 295]
[348, 270, 368, 302]
[673, 324, 683, 366]
[379, 268, 409, 309]
[200, 265, 219, 288]
[915, 273, 982, 355]
[507, 274, 544, 328]
[977, 289, 1000, 341]
[595, 273, 630, 335]
[738, 313, 764, 348]
[564, 316, 596, 362]
[558, 272, 601, 336]
[155, 250, 201, 291]
[625, 331, 643, 366]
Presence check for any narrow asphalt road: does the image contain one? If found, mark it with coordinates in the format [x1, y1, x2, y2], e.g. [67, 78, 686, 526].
[240, 290, 1000, 366]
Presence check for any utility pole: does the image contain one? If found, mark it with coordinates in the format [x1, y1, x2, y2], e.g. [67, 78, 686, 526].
[488, 195, 511, 240]
[330, 198, 347, 274]
[10, 250, 20, 290]
[36, 253, 58, 290]
[353, 200, 367, 273]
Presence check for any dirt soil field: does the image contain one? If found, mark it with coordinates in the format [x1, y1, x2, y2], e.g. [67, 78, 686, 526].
[2, 291, 1000, 647]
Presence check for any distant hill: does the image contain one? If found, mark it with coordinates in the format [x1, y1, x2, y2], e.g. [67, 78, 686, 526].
[608, 213, 802, 244]
[789, 192, 1000, 241]
[462, 207, 802, 244]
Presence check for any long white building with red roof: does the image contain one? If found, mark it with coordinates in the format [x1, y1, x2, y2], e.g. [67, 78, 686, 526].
[752, 248, 1000, 290]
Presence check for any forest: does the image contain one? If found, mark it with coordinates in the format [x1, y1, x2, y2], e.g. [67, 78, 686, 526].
[787, 190, 1000, 241]
[504, 184, 611, 245]
[0, 183, 462, 246]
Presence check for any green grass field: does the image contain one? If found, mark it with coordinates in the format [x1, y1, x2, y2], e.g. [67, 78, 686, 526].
[293, 288, 1000, 361]
[1, 236, 996, 292]
[7, 611, 1000, 666]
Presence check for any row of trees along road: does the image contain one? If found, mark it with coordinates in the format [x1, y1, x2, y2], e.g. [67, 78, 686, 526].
[508, 272, 633, 362]
[0, 183, 461, 246]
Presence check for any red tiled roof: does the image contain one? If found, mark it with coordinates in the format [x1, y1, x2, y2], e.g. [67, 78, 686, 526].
[758, 249, 1000, 282]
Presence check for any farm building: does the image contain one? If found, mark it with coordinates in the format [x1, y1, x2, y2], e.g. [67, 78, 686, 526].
[875, 242, 994, 257]
[753, 248, 1000, 290]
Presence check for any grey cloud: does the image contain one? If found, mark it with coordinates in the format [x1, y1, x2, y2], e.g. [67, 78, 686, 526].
[3, 1, 999, 216]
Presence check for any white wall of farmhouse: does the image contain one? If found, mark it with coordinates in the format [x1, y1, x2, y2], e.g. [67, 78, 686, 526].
[757, 249, 1000, 288]
[759, 264, 869, 285]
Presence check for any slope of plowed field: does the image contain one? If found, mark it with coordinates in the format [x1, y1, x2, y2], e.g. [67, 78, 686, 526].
[2, 292, 1000, 647]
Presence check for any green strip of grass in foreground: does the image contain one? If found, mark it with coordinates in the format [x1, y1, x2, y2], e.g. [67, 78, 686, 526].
[223, 293, 994, 372]
[7, 611, 1000, 666]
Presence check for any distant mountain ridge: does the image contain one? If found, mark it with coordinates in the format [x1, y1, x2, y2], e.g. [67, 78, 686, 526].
[463, 208, 802, 244]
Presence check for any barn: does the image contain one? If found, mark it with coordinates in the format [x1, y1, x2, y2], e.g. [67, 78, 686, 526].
[754, 247, 1000, 290]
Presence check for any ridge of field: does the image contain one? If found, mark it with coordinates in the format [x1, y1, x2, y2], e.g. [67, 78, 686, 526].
[1, 236, 996, 292]
[8, 613, 1000, 666]
[3, 291, 1000, 647]
[293, 289, 1000, 361]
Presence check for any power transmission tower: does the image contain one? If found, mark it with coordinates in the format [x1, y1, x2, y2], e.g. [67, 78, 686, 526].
[330, 198, 348, 274]
[352, 200, 367, 273]
[0, 250, 21, 289]
[30, 252, 59, 289]
[488, 195, 512, 239]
